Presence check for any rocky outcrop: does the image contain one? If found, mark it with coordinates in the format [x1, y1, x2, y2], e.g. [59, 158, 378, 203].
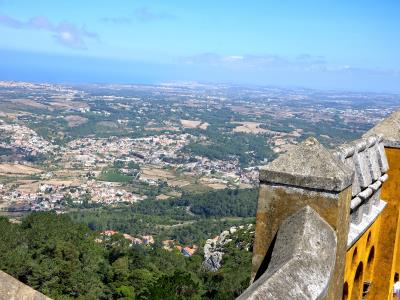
[0, 270, 51, 300]
[203, 224, 254, 272]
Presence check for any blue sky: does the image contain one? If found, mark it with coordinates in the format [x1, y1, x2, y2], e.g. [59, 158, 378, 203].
[0, 0, 399, 92]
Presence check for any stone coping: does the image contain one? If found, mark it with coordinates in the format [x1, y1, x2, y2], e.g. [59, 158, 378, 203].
[347, 199, 386, 249]
[238, 206, 336, 300]
[260, 137, 353, 192]
[364, 110, 400, 148]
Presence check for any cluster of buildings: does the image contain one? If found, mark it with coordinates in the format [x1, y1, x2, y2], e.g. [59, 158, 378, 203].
[0, 185, 65, 212]
[83, 180, 147, 204]
[0, 179, 149, 212]
[98, 230, 155, 246]
[185, 157, 260, 186]
[0, 122, 59, 156]
[64, 133, 260, 188]
[64, 133, 195, 168]
[162, 240, 199, 257]
[97, 230, 199, 257]
[0, 125, 261, 212]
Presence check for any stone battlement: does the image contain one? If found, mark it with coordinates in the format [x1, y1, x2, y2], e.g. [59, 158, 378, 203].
[242, 110, 400, 300]
[333, 135, 388, 248]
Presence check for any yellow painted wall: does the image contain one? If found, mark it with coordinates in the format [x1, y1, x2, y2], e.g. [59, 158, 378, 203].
[343, 214, 381, 300]
[382, 147, 400, 300]
[345, 147, 400, 300]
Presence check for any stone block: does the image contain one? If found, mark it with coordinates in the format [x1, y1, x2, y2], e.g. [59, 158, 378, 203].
[366, 136, 382, 181]
[350, 206, 363, 225]
[259, 137, 353, 192]
[362, 197, 373, 215]
[355, 140, 373, 189]
[371, 188, 381, 206]
[336, 144, 360, 197]
[239, 206, 336, 300]
[0, 271, 51, 300]
[350, 196, 362, 211]
[377, 139, 389, 173]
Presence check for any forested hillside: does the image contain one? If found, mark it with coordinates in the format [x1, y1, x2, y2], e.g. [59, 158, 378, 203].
[69, 188, 257, 244]
[0, 212, 253, 299]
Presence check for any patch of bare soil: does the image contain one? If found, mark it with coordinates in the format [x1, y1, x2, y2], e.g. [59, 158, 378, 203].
[0, 163, 42, 175]
[232, 122, 268, 134]
[64, 115, 88, 127]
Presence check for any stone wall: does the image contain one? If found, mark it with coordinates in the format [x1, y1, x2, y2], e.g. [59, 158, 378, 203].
[250, 137, 353, 300]
[333, 134, 388, 248]
[0, 271, 51, 300]
[238, 206, 336, 300]
[245, 111, 397, 299]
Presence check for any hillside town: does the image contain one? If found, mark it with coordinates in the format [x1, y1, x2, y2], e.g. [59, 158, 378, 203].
[0, 122, 259, 212]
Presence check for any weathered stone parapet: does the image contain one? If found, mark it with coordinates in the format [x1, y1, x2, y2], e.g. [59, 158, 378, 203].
[0, 271, 51, 300]
[360, 109, 400, 299]
[333, 134, 389, 248]
[364, 110, 400, 148]
[238, 206, 336, 300]
[243, 110, 399, 300]
[251, 137, 353, 300]
[259, 137, 353, 191]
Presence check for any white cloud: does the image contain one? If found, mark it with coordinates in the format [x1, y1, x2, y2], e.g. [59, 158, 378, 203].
[0, 13, 98, 49]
